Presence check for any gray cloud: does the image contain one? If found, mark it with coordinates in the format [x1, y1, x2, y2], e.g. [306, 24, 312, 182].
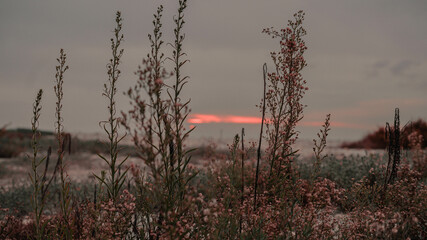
[391, 60, 415, 76]
[366, 60, 390, 78]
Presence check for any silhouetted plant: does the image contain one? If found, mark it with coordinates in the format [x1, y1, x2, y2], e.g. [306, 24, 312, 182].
[262, 10, 308, 187]
[122, 1, 197, 237]
[385, 108, 401, 187]
[254, 63, 267, 210]
[121, 4, 172, 237]
[28, 89, 47, 240]
[312, 113, 331, 181]
[239, 128, 245, 234]
[166, 0, 196, 204]
[95, 11, 129, 205]
[53, 48, 73, 239]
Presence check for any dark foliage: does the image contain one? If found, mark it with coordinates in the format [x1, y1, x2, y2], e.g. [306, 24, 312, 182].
[341, 118, 427, 149]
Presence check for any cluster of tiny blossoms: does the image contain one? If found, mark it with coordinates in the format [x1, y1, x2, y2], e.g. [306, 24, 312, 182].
[408, 131, 427, 176]
[79, 190, 136, 239]
[261, 11, 309, 181]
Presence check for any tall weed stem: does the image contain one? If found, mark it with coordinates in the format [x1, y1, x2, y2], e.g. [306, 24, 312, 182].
[54, 48, 72, 239]
[29, 89, 46, 240]
[254, 63, 267, 210]
[96, 11, 128, 203]
[311, 113, 331, 181]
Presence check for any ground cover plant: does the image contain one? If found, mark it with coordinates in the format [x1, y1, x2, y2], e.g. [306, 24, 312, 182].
[1, 2, 426, 239]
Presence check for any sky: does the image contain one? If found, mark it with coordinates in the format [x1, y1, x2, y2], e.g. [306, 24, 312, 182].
[0, 0, 426, 142]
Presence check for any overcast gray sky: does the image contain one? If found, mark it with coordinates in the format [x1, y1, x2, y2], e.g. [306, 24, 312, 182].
[1, 0, 426, 141]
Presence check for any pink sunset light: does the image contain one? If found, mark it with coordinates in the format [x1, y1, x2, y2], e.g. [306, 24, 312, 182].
[188, 114, 261, 124]
[188, 114, 223, 123]
[188, 114, 370, 129]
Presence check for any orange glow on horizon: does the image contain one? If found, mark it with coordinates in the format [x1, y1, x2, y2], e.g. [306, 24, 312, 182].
[188, 114, 370, 129]
[227, 116, 262, 124]
[188, 114, 262, 124]
[188, 114, 223, 123]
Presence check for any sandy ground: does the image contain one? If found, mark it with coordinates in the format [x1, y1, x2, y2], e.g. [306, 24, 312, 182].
[0, 152, 143, 188]
[0, 141, 384, 189]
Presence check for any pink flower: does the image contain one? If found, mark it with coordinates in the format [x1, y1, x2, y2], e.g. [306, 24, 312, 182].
[203, 208, 210, 215]
[392, 227, 398, 234]
[155, 78, 163, 85]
